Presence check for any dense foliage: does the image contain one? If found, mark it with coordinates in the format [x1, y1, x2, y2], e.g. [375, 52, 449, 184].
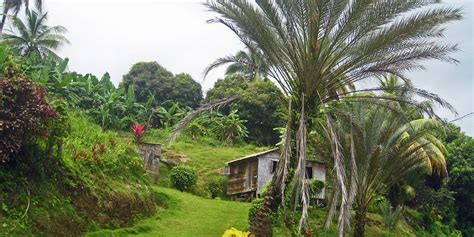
[205, 0, 462, 235]
[206, 74, 285, 145]
[444, 126, 474, 236]
[0, 77, 58, 162]
[187, 110, 249, 144]
[0, 44, 160, 236]
[122, 61, 203, 108]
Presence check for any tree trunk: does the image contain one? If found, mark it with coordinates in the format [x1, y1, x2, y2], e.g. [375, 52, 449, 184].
[250, 175, 282, 237]
[353, 205, 368, 237]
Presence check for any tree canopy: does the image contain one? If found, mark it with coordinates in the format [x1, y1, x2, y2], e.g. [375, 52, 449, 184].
[206, 74, 285, 145]
[1, 10, 69, 60]
[121, 61, 203, 108]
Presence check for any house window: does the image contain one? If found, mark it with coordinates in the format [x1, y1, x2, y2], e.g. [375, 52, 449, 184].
[271, 160, 278, 174]
[305, 166, 313, 179]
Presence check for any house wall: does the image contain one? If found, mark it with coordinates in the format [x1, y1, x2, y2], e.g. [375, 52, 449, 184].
[227, 159, 258, 195]
[256, 151, 280, 194]
[309, 162, 326, 199]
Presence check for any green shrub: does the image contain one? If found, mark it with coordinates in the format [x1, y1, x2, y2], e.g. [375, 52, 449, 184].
[170, 165, 198, 192]
[0, 78, 59, 162]
[309, 180, 324, 197]
[368, 195, 390, 213]
[379, 202, 403, 231]
[206, 176, 227, 198]
[248, 198, 264, 226]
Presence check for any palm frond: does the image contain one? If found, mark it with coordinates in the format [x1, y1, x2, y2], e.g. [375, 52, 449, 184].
[169, 95, 241, 143]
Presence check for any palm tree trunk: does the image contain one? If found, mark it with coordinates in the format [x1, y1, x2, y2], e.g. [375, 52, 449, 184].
[250, 178, 282, 237]
[250, 99, 293, 237]
[353, 205, 368, 237]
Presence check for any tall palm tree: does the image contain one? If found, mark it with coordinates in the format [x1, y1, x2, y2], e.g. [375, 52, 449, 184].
[204, 48, 269, 80]
[323, 101, 447, 237]
[204, 1, 461, 236]
[1, 9, 69, 59]
[0, 0, 43, 33]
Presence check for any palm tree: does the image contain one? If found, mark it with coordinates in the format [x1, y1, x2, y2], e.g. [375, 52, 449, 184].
[203, 1, 461, 236]
[204, 48, 269, 80]
[323, 101, 447, 237]
[1, 9, 69, 59]
[0, 0, 43, 33]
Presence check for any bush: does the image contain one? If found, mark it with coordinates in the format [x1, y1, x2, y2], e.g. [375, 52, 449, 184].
[0, 77, 58, 162]
[206, 176, 227, 198]
[248, 198, 264, 226]
[308, 180, 324, 197]
[369, 195, 390, 213]
[170, 165, 198, 192]
[379, 202, 404, 231]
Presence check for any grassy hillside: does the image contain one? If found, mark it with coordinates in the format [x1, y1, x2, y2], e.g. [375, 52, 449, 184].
[142, 129, 269, 196]
[0, 113, 159, 236]
[86, 187, 251, 237]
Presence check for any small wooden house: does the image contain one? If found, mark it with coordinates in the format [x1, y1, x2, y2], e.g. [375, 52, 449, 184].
[225, 148, 326, 200]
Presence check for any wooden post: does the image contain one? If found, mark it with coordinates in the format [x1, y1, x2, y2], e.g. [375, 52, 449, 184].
[138, 142, 161, 182]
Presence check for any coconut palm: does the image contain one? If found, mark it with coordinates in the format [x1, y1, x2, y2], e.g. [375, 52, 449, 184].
[204, 48, 269, 80]
[323, 101, 447, 237]
[1, 9, 69, 59]
[0, 0, 43, 33]
[203, 1, 461, 236]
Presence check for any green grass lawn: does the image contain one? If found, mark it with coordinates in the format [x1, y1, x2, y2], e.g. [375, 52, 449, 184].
[86, 187, 251, 237]
[142, 129, 269, 191]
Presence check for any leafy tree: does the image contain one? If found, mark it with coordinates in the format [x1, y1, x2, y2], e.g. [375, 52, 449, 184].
[122, 62, 202, 108]
[324, 101, 447, 237]
[205, 48, 269, 80]
[206, 74, 285, 145]
[204, 1, 461, 235]
[1, 10, 69, 60]
[443, 126, 474, 236]
[0, 0, 43, 33]
[168, 73, 203, 108]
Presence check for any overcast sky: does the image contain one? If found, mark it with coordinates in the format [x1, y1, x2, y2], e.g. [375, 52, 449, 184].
[25, 0, 474, 135]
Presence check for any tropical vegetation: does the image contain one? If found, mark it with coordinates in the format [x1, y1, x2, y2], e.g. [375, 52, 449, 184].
[202, 1, 462, 236]
[0, 1, 472, 237]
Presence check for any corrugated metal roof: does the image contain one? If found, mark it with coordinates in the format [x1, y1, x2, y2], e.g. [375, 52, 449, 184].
[226, 148, 279, 164]
[226, 148, 327, 165]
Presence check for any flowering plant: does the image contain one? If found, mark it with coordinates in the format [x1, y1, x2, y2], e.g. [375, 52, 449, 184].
[131, 123, 146, 144]
[222, 228, 251, 237]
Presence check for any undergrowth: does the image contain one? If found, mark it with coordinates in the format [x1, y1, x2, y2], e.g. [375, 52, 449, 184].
[0, 112, 160, 236]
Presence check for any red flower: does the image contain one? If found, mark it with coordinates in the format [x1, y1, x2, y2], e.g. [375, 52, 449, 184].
[131, 123, 146, 144]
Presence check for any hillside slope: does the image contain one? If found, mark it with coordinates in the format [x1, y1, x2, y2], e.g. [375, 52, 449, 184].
[86, 187, 251, 237]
